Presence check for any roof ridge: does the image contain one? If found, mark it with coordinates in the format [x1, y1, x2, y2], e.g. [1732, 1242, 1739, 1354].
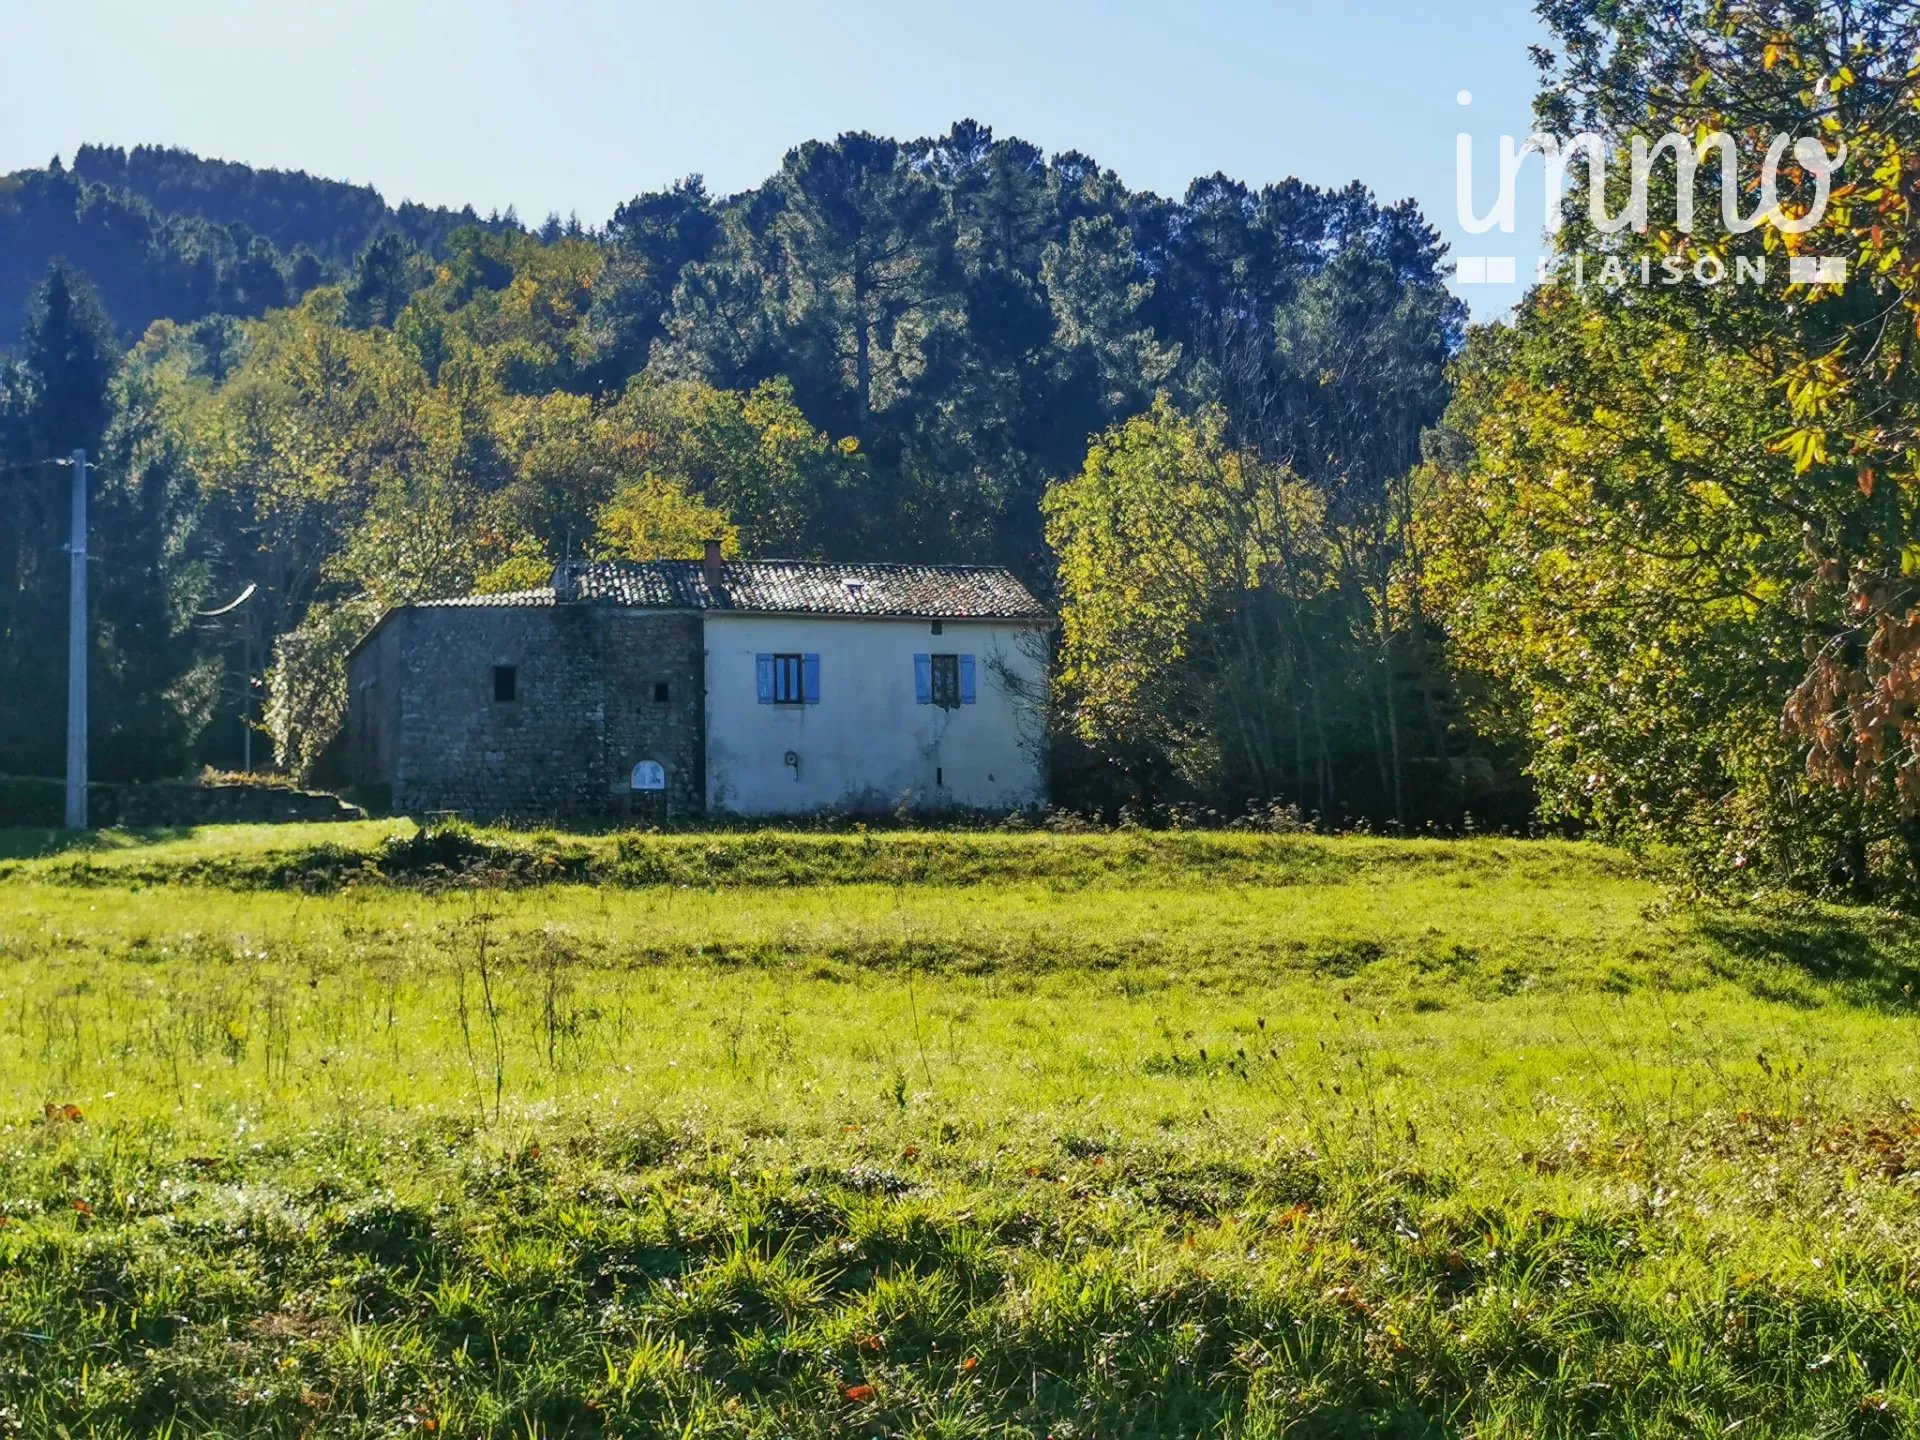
[560, 557, 1020, 573]
[519, 557, 1047, 618]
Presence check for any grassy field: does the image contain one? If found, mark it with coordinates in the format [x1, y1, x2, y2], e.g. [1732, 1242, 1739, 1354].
[2, 822, 1919, 1438]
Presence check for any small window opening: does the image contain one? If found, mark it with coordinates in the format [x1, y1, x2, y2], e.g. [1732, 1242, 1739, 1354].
[928, 653, 961, 709]
[493, 665, 518, 703]
[931, 619, 944, 635]
[772, 653, 805, 705]
[936, 766, 944, 787]
[653, 681, 670, 703]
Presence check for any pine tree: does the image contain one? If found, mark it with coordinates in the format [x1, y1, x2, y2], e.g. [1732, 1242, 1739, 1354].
[0, 263, 120, 776]
[0, 263, 212, 781]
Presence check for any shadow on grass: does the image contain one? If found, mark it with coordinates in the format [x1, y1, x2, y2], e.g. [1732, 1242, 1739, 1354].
[0, 827, 197, 863]
[1694, 906, 1920, 1011]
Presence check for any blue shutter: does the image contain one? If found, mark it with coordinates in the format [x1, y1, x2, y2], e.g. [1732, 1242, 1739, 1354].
[802, 653, 820, 705]
[959, 654, 976, 704]
[755, 654, 774, 704]
[913, 654, 932, 705]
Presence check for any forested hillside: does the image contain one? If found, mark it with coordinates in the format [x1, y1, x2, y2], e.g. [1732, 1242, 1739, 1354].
[0, 148, 506, 343]
[0, 160, 303, 343]
[68, 144, 503, 266]
[2, 122, 1477, 827]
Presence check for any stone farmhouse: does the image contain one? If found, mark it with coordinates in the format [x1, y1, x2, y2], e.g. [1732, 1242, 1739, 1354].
[341, 544, 1050, 820]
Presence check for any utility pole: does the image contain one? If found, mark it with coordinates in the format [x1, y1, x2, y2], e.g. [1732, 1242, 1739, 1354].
[242, 620, 253, 773]
[64, 449, 88, 830]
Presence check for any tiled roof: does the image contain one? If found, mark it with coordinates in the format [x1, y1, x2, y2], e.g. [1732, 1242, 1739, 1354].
[352, 562, 1046, 660]
[538, 560, 1048, 620]
[415, 587, 557, 609]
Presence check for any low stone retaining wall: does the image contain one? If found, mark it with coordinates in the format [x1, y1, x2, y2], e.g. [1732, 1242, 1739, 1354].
[0, 776, 364, 829]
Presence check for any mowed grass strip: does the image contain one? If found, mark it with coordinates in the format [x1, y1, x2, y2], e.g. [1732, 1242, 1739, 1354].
[1, 827, 1918, 1437]
[0, 818, 1642, 893]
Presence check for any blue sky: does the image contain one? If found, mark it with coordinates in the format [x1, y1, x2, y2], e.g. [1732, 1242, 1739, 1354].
[1, 0, 1548, 318]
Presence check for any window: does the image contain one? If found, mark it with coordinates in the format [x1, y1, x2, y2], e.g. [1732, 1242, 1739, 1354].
[929, 654, 961, 709]
[756, 653, 820, 705]
[930, 619, 944, 635]
[653, 681, 670, 703]
[915, 653, 977, 708]
[493, 665, 518, 703]
[773, 654, 804, 704]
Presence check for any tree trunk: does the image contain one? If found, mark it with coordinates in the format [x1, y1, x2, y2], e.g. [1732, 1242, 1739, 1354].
[852, 247, 872, 445]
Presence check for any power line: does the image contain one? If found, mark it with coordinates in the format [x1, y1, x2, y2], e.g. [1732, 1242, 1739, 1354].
[197, 581, 257, 618]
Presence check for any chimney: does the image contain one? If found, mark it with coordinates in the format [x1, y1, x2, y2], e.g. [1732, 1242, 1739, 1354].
[703, 538, 724, 592]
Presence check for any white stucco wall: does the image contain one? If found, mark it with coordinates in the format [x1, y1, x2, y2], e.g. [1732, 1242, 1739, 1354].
[702, 615, 1048, 816]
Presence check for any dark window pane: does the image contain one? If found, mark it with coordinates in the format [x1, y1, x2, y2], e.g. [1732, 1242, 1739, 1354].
[773, 653, 804, 704]
[929, 654, 960, 709]
[653, 681, 670, 703]
[493, 666, 517, 703]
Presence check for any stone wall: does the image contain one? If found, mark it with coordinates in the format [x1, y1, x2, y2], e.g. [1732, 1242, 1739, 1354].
[0, 776, 362, 828]
[345, 605, 704, 821]
[116, 783, 365, 827]
[592, 608, 706, 823]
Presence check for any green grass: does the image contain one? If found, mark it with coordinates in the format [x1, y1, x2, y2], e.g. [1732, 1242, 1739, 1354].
[2, 823, 1919, 1437]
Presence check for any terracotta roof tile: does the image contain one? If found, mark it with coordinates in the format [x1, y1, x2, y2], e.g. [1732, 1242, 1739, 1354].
[415, 587, 557, 608]
[534, 560, 1047, 619]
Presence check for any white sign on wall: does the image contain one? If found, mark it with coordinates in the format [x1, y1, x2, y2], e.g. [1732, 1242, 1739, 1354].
[630, 760, 666, 791]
